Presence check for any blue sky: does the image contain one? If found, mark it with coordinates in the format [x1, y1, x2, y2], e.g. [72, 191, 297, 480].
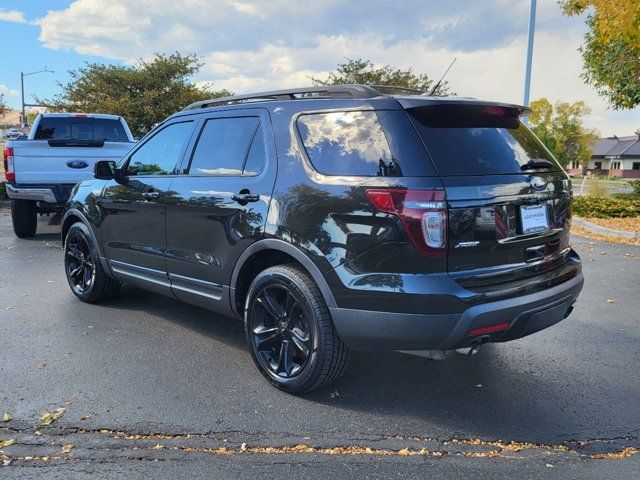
[1, 0, 638, 135]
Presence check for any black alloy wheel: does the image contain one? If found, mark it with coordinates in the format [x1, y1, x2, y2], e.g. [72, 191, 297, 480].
[250, 283, 312, 379]
[65, 231, 95, 296]
[63, 222, 120, 303]
[244, 264, 349, 394]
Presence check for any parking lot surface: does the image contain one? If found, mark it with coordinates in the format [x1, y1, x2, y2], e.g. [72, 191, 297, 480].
[1, 208, 638, 478]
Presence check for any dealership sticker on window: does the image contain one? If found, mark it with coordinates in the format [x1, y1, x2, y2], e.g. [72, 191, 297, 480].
[520, 204, 549, 234]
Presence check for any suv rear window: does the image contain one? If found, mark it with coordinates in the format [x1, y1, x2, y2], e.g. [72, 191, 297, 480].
[34, 117, 129, 142]
[408, 104, 561, 176]
[297, 110, 436, 177]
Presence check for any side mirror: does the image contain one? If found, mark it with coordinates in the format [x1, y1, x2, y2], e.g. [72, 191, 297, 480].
[94, 160, 117, 180]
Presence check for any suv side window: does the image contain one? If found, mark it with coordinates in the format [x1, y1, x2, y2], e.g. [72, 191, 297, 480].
[296, 110, 436, 177]
[188, 117, 262, 176]
[126, 121, 194, 176]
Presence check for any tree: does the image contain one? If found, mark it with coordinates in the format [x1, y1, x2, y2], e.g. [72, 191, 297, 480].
[0, 93, 8, 120]
[528, 98, 599, 167]
[310, 58, 451, 95]
[41, 52, 230, 137]
[560, 1, 640, 109]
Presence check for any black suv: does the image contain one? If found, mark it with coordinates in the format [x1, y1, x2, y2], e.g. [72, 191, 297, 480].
[62, 85, 583, 393]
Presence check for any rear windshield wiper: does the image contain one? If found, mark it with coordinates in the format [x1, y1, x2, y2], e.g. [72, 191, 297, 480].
[520, 158, 554, 171]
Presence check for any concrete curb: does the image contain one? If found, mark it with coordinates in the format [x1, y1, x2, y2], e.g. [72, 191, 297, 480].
[573, 216, 640, 240]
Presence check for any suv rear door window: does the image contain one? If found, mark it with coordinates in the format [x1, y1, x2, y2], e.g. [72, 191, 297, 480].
[34, 117, 129, 142]
[408, 104, 562, 176]
[297, 110, 436, 177]
[188, 117, 260, 176]
[126, 121, 194, 176]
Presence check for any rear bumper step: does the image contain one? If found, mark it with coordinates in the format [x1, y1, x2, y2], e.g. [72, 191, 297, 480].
[329, 273, 583, 350]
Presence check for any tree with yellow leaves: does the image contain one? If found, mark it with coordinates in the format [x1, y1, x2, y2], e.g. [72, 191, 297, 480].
[560, 0, 640, 109]
[528, 98, 599, 168]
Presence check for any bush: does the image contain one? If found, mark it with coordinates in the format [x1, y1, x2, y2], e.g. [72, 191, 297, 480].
[0, 181, 7, 200]
[629, 180, 640, 198]
[573, 195, 640, 218]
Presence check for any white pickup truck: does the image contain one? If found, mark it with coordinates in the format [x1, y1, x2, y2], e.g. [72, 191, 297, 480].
[3, 113, 136, 237]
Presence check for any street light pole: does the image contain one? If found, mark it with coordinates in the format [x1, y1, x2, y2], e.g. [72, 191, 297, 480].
[19, 68, 54, 129]
[522, 0, 537, 124]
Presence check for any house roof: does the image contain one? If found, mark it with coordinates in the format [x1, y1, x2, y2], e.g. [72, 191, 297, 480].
[592, 135, 640, 158]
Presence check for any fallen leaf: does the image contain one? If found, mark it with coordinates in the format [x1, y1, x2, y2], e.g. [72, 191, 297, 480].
[546, 463, 554, 468]
[4, 306, 12, 311]
[240, 442, 247, 452]
[2, 413, 10, 422]
[2, 459, 11, 466]
[34, 430, 41, 436]
[606, 299, 616, 304]
[38, 362, 46, 369]
[47, 280, 54, 284]
[0, 439, 15, 447]
[80, 414, 92, 420]
[40, 408, 65, 425]
[152, 444, 164, 450]
[61, 444, 74, 453]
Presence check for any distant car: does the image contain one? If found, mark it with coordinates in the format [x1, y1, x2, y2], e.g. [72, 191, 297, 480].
[61, 85, 583, 394]
[3, 113, 136, 238]
[6, 128, 22, 139]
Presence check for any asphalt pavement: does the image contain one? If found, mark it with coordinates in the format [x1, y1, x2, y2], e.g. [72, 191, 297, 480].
[0, 207, 638, 478]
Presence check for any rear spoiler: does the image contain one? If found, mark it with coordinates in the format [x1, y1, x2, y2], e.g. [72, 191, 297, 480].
[399, 99, 530, 129]
[396, 97, 531, 116]
[47, 139, 105, 148]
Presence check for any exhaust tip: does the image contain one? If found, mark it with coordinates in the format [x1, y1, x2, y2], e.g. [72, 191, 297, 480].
[456, 344, 480, 356]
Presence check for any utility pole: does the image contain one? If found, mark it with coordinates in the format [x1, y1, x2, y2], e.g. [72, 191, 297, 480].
[20, 68, 54, 129]
[523, 0, 537, 123]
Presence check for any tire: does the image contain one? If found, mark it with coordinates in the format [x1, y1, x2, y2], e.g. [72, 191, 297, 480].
[64, 222, 120, 303]
[244, 264, 349, 393]
[11, 199, 37, 238]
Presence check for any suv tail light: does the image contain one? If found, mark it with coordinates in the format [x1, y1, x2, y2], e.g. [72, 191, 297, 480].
[3, 147, 14, 182]
[366, 189, 447, 255]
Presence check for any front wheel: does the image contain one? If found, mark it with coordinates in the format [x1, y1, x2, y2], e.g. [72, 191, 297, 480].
[64, 222, 120, 303]
[244, 264, 349, 394]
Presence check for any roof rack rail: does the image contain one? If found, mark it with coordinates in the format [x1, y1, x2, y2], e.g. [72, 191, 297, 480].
[182, 84, 383, 111]
[369, 85, 425, 95]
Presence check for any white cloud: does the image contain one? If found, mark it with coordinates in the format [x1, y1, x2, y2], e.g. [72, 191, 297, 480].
[34, 0, 639, 135]
[0, 8, 26, 23]
[0, 84, 19, 96]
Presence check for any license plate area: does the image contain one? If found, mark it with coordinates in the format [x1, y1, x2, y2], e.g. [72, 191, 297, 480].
[520, 203, 549, 234]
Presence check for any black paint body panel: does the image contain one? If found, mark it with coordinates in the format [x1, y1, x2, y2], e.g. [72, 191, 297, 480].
[63, 94, 583, 350]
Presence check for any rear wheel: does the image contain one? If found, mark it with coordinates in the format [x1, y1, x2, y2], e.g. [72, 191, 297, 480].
[64, 222, 120, 303]
[11, 199, 37, 238]
[244, 264, 349, 393]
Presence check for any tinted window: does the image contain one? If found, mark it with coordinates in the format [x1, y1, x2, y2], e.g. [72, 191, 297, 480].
[243, 125, 266, 176]
[126, 121, 194, 176]
[409, 105, 561, 176]
[35, 117, 129, 142]
[297, 110, 435, 177]
[189, 117, 259, 175]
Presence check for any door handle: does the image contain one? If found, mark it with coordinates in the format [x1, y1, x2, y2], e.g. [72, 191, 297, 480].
[232, 192, 260, 204]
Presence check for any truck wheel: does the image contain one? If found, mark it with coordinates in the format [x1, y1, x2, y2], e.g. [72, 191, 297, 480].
[64, 222, 120, 303]
[11, 199, 37, 238]
[244, 264, 350, 394]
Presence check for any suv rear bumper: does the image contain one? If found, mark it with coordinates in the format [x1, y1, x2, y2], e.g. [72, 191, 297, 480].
[329, 272, 583, 350]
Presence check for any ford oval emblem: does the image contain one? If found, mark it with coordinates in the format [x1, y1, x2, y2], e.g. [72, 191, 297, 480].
[67, 160, 89, 169]
[530, 176, 548, 191]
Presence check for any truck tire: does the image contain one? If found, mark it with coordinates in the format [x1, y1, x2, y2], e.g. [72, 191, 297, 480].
[11, 199, 37, 238]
